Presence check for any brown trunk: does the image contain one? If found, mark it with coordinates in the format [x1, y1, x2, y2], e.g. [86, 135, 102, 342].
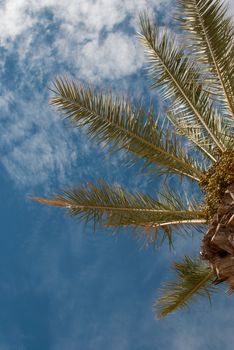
[201, 183, 234, 292]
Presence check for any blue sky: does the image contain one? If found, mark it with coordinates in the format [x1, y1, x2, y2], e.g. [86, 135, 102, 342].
[1, 0, 234, 349]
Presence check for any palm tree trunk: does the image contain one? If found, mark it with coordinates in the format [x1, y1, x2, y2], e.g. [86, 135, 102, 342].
[201, 184, 234, 292]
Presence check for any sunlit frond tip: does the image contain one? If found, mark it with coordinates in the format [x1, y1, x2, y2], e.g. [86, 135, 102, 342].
[155, 257, 216, 318]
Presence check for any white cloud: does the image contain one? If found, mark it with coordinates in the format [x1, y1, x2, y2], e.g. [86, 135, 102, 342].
[0, 0, 171, 187]
[78, 32, 144, 82]
[0, 0, 169, 43]
[0, 0, 35, 42]
[0, 90, 13, 114]
[0, 91, 78, 188]
[0, 0, 171, 81]
[2, 129, 75, 186]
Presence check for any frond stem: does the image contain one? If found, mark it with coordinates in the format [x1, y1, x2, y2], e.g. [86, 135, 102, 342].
[33, 197, 206, 217]
[140, 218, 207, 227]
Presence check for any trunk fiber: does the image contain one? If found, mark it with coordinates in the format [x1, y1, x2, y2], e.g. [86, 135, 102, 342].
[201, 183, 234, 292]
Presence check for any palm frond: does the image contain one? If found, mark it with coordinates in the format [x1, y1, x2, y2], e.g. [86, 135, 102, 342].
[167, 109, 233, 162]
[138, 14, 228, 157]
[177, 0, 234, 122]
[49, 78, 205, 181]
[32, 181, 206, 245]
[155, 256, 216, 318]
[103, 185, 207, 245]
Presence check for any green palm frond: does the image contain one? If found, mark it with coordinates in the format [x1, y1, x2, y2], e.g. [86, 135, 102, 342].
[138, 14, 228, 157]
[177, 0, 234, 122]
[32, 182, 206, 244]
[49, 78, 204, 181]
[167, 109, 233, 162]
[104, 185, 207, 242]
[167, 112, 215, 162]
[155, 256, 216, 318]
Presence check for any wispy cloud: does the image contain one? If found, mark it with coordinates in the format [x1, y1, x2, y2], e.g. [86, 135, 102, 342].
[0, 0, 172, 188]
[0, 90, 77, 188]
[72, 32, 144, 82]
[0, 0, 170, 44]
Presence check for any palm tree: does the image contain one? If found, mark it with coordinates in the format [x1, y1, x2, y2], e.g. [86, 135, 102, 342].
[33, 0, 234, 318]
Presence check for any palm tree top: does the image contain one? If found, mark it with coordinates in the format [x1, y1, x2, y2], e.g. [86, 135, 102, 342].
[33, 0, 234, 318]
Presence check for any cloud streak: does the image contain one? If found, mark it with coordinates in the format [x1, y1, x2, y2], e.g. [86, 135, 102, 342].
[0, 0, 171, 188]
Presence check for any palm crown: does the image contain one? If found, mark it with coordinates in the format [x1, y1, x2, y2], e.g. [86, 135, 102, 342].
[34, 0, 234, 318]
